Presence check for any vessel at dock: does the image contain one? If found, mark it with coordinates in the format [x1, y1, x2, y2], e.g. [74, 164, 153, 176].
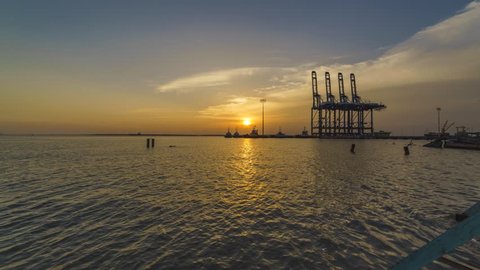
[224, 128, 232, 138]
[424, 126, 480, 150]
[274, 127, 287, 138]
[244, 126, 259, 138]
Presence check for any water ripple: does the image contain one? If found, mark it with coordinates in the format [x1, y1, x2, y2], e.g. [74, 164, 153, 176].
[1, 136, 479, 269]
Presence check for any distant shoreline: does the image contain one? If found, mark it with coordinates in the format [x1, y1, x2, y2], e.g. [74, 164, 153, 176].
[0, 133, 428, 140]
[0, 133, 223, 137]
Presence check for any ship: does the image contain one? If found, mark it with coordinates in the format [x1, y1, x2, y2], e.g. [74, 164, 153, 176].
[424, 126, 480, 150]
[225, 128, 242, 138]
[274, 127, 287, 138]
[244, 126, 259, 138]
[224, 128, 232, 138]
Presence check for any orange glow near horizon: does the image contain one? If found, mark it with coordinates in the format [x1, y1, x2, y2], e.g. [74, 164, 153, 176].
[242, 118, 251, 126]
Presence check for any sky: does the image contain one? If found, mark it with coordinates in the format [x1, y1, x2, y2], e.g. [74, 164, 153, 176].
[1, 0, 479, 135]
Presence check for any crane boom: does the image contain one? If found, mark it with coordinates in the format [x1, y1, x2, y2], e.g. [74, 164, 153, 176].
[338, 73, 348, 103]
[311, 71, 320, 108]
[325, 72, 335, 102]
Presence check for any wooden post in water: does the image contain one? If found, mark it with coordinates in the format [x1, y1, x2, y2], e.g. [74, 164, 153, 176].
[404, 146, 409, 155]
[146, 138, 150, 148]
[350, 144, 356, 153]
[151, 138, 155, 148]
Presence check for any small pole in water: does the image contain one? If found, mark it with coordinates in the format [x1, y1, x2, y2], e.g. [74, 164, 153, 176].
[404, 140, 413, 155]
[146, 138, 150, 148]
[151, 138, 155, 148]
[350, 143, 356, 153]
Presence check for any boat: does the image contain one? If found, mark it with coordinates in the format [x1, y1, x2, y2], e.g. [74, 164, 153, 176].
[274, 127, 287, 138]
[424, 126, 480, 150]
[300, 126, 309, 137]
[233, 128, 240, 138]
[224, 128, 232, 138]
[374, 130, 391, 138]
[245, 126, 259, 138]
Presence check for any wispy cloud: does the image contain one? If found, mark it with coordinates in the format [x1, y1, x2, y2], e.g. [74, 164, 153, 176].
[157, 67, 260, 93]
[198, 96, 260, 120]
[156, 67, 299, 93]
[329, 1, 480, 88]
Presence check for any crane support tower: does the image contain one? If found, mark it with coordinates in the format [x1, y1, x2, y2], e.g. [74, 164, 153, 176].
[310, 71, 386, 137]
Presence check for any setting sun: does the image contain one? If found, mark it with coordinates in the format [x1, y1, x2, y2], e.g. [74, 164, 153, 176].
[242, 118, 251, 126]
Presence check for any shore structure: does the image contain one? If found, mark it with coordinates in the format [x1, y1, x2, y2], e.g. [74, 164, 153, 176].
[225, 71, 389, 139]
[311, 71, 386, 137]
[424, 128, 480, 150]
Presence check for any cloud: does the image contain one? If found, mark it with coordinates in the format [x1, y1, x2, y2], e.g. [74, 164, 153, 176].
[156, 2, 480, 131]
[197, 96, 259, 120]
[250, 1, 480, 97]
[156, 66, 300, 93]
[322, 1, 480, 89]
[157, 0, 480, 97]
[157, 67, 262, 93]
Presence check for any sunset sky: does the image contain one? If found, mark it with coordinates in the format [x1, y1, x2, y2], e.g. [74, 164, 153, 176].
[1, 0, 479, 135]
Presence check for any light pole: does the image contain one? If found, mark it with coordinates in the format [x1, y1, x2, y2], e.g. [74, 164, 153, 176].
[260, 99, 266, 135]
[436, 107, 441, 135]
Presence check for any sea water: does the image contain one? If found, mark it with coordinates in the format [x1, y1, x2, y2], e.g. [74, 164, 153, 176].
[1, 136, 479, 269]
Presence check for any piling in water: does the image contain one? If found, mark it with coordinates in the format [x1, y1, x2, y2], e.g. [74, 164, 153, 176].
[404, 146, 410, 155]
[146, 138, 155, 148]
[350, 144, 356, 153]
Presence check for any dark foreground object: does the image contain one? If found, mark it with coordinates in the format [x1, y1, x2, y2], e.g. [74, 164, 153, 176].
[392, 202, 480, 270]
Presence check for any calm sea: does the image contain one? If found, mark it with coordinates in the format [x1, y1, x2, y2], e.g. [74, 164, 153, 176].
[1, 136, 479, 269]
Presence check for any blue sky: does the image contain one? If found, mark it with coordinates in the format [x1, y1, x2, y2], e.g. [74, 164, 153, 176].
[4, 1, 469, 67]
[1, 0, 479, 134]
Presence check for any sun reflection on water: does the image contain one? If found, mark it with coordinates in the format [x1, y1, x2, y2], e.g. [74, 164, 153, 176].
[223, 139, 267, 206]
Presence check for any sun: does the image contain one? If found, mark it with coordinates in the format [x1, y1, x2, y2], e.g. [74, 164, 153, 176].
[243, 118, 251, 126]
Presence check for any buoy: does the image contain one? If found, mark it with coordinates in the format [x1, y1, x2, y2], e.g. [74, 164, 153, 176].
[350, 144, 356, 153]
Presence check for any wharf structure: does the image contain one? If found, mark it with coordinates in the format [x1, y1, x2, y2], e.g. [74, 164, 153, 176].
[310, 71, 386, 137]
